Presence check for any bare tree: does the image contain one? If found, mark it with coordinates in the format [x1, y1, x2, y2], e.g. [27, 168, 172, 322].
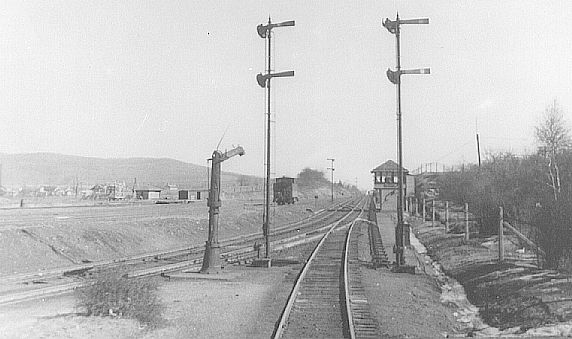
[535, 100, 571, 200]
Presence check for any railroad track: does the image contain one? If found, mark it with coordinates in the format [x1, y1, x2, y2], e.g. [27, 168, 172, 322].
[273, 196, 381, 339]
[0, 197, 355, 230]
[0, 197, 364, 305]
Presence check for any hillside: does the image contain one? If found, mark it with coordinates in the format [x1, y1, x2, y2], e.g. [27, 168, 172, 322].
[0, 153, 258, 188]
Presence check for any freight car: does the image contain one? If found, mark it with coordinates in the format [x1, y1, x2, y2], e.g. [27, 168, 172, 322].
[273, 176, 299, 205]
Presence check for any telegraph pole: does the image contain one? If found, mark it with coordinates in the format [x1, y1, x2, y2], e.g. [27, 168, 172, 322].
[475, 118, 482, 168]
[256, 18, 295, 260]
[383, 13, 430, 266]
[327, 158, 335, 202]
[476, 133, 482, 167]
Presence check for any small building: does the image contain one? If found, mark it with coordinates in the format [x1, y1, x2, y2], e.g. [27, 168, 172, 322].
[178, 189, 208, 201]
[161, 183, 179, 200]
[107, 182, 130, 200]
[371, 160, 414, 210]
[89, 184, 107, 199]
[39, 185, 57, 197]
[135, 185, 162, 200]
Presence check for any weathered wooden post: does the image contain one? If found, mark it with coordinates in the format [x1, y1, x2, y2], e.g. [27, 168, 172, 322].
[431, 200, 435, 227]
[445, 201, 449, 232]
[464, 203, 469, 241]
[499, 206, 504, 262]
[422, 198, 426, 221]
[414, 198, 418, 216]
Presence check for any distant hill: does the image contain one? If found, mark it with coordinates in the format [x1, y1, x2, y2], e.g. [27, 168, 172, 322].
[0, 153, 259, 188]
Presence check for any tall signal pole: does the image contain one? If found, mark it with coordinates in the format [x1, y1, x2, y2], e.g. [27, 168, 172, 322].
[256, 17, 295, 260]
[327, 158, 335, 202]
[383, 13, 430, 266]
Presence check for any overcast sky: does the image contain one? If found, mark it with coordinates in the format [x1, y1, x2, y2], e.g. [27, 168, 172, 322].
[0, 1, 570, 189]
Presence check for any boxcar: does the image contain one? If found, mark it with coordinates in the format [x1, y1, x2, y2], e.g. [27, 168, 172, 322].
[273, 176, 298, 205]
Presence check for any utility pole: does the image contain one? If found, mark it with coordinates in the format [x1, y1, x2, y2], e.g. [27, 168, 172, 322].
[476, 133, 482, 167]
[200, 146, 245, 273]
[256, 17, 295, 260]
[499, 206, 504, 262]
[327, 158, 335, 202]
[383, 13, 430, 266]
[476, 118, 482, 168]
[132, 177, 137, 199]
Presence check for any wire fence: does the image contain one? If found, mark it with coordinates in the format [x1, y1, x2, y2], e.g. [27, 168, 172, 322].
[406, 197, 544, 268]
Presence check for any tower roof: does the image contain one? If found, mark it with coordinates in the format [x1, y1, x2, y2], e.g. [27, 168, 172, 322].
[371, 160, 409, 173]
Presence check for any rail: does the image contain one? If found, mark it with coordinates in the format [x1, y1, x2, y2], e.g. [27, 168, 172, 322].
[0, 197, 363, 305]
[272, 196, 373, 338]
[343, 218, 357, 338]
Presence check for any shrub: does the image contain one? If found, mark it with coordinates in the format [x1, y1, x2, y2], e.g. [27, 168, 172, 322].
[532, 199, 572, 269]
[435, 151, 572, 269]
[76, 267, 163, 326]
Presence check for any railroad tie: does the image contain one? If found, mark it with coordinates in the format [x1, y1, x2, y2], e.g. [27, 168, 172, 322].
[348, 232, 382, 338]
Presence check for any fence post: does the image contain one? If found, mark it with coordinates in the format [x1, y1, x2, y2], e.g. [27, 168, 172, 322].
[432, 200, 436, 227]
[499, 206, 504, 262]
[414, 198, 418, 216]
[445, 201, 449, 232]
[422, 198, 426, 221]
[464, 203, 469, 241]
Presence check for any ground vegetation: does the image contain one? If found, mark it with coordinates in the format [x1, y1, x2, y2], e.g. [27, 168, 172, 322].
[76, 267, 163, 326]
[436, 101, 572, 269]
